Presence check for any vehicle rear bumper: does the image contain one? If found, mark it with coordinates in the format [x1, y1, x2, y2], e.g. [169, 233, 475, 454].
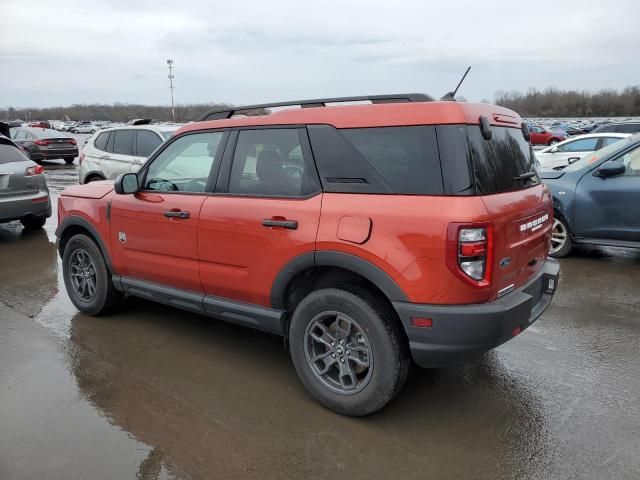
[0, 191, 52, 222]
[393, 258, 560, 367]
[32, 148, 78, 160]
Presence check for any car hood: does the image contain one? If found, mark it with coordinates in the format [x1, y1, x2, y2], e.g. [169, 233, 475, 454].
[61, 180, 114, 199]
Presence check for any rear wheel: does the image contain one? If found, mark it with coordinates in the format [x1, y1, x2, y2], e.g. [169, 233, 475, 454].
[64, 157, 75, 165]
[548, 138, 560, 146]
[20, 215, 46, 230]
[289, 287, 410, 416]
[62, 234, 122, 315]
[550, 215, 573, 257]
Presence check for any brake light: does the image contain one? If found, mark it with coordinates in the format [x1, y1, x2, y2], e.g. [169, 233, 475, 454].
[68, 139, 76, 145]
[446, 223, 494, 288]
[34, 139, 51, 146]
[26, 165, 44, 176]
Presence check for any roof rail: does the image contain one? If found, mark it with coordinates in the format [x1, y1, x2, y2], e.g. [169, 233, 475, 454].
[198, 93, 433, 121]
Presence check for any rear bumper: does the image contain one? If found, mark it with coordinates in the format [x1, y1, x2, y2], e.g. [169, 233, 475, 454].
[32, 148, 78, 160]
[393, 258, 560, 367]
[0, 191, 52, 223]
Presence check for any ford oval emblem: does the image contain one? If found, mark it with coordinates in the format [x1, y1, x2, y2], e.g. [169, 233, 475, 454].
[500, 257, 512, 269]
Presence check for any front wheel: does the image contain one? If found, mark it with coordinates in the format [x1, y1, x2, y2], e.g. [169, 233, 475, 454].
[550, 215, 573, 257]
[62, 234, 122, 315]
[289, 288, 410, 416]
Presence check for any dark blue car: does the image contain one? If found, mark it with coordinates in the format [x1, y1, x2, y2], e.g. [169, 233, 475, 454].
[541, 133, 640, 257]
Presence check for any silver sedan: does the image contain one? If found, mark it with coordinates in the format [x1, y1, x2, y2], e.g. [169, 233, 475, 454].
[0, 134, 51, 229]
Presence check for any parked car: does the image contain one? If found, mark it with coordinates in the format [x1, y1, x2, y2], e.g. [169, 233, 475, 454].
[79, 125, 179, 183]
[56, 94, 559, 416]
[551, 124, 586, 136]
[28, 121, 52, 129]
[10, 127, 78, 164]
[582, 121, 611, 133]
[60, 122, 77, 132]
[535, 133, 630, 170]
[71, 123, 98, 134]
[528, 125, 567, 145]
[542, 133, 640, 257]
[591, 122, 640, 134]
[0, 133, 51, 229]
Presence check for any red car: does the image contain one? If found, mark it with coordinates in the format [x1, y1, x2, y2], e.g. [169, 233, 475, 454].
[528, 124, 567, 145]
[56, 94, 559, 415]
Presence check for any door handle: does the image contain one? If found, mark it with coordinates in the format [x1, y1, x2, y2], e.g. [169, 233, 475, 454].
[262, 218, 298, 230]
[164, 210, 190, 219]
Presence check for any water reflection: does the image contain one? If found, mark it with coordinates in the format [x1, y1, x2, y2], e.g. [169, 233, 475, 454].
[68, 298, 546, 479]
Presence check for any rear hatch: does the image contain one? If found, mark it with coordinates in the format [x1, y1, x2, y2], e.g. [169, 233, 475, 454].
[464, 123, 552, 300]
[0, 142, 39, 197]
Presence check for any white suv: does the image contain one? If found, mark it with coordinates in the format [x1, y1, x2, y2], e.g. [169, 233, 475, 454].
[79, 124, 179, 183]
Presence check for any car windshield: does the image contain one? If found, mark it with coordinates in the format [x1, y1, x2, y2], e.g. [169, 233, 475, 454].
[563, 134, 639, 172]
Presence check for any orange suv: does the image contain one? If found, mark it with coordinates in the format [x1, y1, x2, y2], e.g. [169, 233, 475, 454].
[56, 94, 559, 415]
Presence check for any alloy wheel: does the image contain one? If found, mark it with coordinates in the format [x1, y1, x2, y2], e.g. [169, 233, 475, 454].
[69, 248, 98, 301]
[304, 311, 373, 395]
[550, 218, 567, 254]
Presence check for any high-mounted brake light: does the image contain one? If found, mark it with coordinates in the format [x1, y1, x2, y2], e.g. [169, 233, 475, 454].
[25, 165, 44, 176]
[446, 223, 494, 288]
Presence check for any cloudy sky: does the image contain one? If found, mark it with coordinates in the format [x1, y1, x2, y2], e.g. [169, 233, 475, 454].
[2, 0, 639, 108]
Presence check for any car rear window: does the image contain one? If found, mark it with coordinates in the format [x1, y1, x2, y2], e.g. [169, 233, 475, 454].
[31, 128, 69, 139]
[0, 143, 28, 164]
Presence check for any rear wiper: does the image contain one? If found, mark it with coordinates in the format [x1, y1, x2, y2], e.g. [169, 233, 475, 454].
[513, 171, 537, 181]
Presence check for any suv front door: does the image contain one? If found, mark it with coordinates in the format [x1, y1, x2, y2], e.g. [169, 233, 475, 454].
[573, 143, 640, 241]
[109, 130, 228, 291]
[198, 127, 322, 307]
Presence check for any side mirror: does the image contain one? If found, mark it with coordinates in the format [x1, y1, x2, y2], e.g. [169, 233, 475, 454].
[594, 162, 625, 178]
[114, 173, 139, 194]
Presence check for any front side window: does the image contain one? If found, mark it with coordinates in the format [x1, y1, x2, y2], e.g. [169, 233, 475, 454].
[143, 131, 223, 193]
[113, 130, 135, 155]
[620, 145, 640, 176]
[228, 129, 314, 197]
[136, 130, 162, 157]
[557, 138, 598, 152]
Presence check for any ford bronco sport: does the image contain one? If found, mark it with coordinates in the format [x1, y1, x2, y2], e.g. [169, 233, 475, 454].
[56, 94, 560, 416]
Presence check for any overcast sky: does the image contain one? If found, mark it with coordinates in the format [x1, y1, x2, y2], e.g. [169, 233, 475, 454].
[2, 0, 639, 108]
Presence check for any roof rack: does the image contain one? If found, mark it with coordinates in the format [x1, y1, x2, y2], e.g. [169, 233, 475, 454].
[198, 93, 433, 121]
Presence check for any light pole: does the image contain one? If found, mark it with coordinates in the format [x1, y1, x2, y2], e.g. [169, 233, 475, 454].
[166, 59, 175, 122]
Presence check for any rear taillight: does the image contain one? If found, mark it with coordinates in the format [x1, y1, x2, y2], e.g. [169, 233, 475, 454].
[446, 223, 494, 288]
[34, 139, 51, 146]
[26, 165, 45, 176]
[68, 139, 77, 145]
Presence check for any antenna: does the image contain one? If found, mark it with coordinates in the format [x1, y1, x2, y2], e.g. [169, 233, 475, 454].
[440, 66, 471, 101]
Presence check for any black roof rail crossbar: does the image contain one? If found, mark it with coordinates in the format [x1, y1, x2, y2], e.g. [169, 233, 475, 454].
[198, 93, 433, 121]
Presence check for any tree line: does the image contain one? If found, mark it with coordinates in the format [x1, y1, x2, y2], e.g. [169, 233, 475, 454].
[494, 86, 640, 118]
[0, 103, 233, 123]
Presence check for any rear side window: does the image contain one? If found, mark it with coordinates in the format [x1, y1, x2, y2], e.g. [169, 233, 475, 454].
[617, 124, 640, 134]
[136, 130, 162, 157]
[93, 132, 109, 151]
[0, 144, 28, 164]
[112, 130, 135, 155]
[466, 125, 540, 194]
[228, 129, 317, 197]
[340, 126, 443, 195]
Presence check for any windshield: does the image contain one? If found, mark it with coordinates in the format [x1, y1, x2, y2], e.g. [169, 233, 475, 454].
[564, 134, 639, 172]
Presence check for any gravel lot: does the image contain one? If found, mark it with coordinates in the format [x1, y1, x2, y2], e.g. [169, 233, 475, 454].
[1, 144, 639, 479]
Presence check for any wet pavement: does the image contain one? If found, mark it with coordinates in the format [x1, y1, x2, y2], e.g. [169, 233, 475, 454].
[1, 152, 640, 479]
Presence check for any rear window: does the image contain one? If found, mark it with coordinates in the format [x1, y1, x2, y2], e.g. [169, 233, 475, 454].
[0, 144, 28, 164]
[466, 125, 539, 194]
[31, 128, 69, 139]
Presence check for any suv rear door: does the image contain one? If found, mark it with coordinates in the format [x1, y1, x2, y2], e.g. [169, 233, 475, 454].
[198, 127, 322, 307]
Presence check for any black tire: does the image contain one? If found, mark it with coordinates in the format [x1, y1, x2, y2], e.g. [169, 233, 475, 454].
[64, 157, 75, 165]
[550, 214, 573, 258]
[62, 234, 122, 315]
[289, 287, 410, 416]
[20, 215, 46, 230]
